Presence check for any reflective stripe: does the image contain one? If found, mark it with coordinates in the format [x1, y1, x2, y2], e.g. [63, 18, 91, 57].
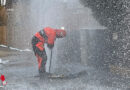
[40, 30, 44, 35]
[39, 30, 48, 40]
[36, 54, 42, 69]
[36, 42, 44, 51]
[35, 32, 44, 42]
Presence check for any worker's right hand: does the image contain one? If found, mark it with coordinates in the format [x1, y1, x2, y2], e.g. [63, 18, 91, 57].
[47, 44, 54, 49]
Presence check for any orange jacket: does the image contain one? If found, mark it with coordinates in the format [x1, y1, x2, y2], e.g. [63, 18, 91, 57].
[34, 27, 66, 50]
[44, 27, 66, 45]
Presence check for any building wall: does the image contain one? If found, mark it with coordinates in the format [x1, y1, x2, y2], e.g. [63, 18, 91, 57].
[0, 26, 7, 44]
[7, 0, 105, 49]
[0, 6, 7, 25]
[0, 6, 7, 45]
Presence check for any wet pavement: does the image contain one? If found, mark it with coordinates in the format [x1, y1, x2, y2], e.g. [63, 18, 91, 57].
[0, 47, 129, 90]
[2, 0, 129, 89]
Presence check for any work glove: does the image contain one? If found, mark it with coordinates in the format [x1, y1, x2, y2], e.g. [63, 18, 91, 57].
[47, 44, 54, 49]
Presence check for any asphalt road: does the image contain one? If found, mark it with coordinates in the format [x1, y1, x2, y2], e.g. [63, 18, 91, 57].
[0, 49, 129, 90]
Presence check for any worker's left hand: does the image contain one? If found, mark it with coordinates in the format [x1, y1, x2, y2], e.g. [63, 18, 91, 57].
[47, 44, 54, 49]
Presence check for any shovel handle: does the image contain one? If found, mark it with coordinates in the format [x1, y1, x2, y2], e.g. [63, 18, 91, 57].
[49, 49, 53, 73]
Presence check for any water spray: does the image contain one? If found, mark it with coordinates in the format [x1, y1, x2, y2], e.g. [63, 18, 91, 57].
[61, 27, 65, 30]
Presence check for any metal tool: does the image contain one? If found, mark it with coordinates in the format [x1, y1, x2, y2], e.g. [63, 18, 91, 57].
[49, 49, 53, 73]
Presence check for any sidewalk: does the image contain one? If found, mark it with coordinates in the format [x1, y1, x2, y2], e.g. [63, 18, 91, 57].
[0, 47, 16, 57]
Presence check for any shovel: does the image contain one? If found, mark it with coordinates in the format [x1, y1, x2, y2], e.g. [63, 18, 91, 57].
[49, 49, 53, 73]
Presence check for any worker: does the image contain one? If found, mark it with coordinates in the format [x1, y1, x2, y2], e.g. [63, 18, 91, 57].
[32, 27, 66, 75]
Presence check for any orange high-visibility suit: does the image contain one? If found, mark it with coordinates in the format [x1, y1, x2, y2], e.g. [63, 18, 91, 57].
[32, 27, 66, 73]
